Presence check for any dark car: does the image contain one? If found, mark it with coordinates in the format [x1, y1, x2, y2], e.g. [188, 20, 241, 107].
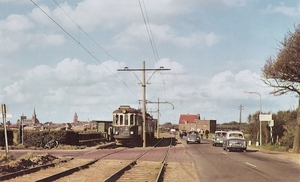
[212, 131, 227, 146]
[223, 131, 247, 152]
[186, 131, 201, 144]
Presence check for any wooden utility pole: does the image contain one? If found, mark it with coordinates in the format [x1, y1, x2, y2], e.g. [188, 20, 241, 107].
[146, 98, 174, 138]
[1, 104, 12, 156]
[118, 61, 170, 147]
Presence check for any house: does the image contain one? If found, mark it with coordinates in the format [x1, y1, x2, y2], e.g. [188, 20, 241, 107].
[178, 113, 216, 133]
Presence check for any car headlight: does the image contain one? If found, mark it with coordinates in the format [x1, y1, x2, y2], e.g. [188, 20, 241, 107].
[130, 131, 134, 134]
[115, 131, 119, 135]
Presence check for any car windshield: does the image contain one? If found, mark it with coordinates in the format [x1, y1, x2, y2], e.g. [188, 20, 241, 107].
[229, 133, 244, 138]
[188, 131, 199, 135]
[215, 131, 226, 137]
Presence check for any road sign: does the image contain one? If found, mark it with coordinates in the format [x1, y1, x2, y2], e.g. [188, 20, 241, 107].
[268, 120, 274, 127]
[259, 114, 272, 121]
[0, 114, 12, 118]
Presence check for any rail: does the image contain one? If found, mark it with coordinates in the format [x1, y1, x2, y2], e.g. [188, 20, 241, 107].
[0, 144, 121, 181]
[103, 137, 172, 182]
[155, 137, 173, 182]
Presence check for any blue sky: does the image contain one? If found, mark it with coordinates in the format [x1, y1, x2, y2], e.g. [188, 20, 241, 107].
[1, 0, 299, 124]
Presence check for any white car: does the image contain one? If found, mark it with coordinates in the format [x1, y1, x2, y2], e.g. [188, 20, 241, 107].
[223, 131, 247, 152]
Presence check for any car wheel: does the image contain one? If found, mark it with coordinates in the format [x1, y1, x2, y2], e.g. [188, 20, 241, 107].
[186, 141, 189, 144]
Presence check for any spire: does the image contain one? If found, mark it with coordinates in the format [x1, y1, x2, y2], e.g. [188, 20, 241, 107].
[32, 108, 36, 118]
[73, 112, 78, 124]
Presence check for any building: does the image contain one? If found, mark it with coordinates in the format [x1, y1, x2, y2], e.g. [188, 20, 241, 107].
[72, 112, 97, 130]
[178, 113, 216, 133]
[16, 109, 40, 127]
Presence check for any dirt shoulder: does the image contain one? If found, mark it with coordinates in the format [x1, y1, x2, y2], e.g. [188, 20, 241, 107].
[247, 146, 300, 165]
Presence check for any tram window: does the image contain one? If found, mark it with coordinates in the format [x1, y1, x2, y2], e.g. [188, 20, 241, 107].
[130, 115, 134, 125]
[120, 115, 123, 125]
[115, 115, 119, 125]
[125, 115, 128, 125]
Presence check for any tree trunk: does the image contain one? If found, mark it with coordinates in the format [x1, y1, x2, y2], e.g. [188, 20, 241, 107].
[292, 97, 300, 153]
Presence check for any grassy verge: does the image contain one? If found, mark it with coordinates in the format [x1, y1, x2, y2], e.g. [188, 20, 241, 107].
[249, 143, 289, 152]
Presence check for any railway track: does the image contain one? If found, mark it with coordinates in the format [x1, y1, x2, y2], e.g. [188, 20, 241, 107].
[1, 143, 122, 182]
[2, 138, 173, 182]
[103, 137, 173, 182]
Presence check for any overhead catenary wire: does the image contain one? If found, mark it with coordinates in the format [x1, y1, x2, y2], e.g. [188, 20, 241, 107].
[52, 0, 118, 62]
[138, 0, 168, 106]
[30, 0, 137, 96]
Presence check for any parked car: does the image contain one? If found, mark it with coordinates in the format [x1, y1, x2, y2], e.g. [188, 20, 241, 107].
[223, 131, 247, 152]
[186, 131, 201, 144]
[212, 131, 227, 146]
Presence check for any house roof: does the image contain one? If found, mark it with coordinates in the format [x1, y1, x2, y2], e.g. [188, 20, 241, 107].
[178, 114, 200, 124]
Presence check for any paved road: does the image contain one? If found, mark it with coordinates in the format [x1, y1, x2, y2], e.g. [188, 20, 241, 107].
[182, 137, 300, 182]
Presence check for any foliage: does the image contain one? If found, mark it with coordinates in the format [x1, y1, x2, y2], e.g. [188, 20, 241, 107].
[0, 130, 14, 146]
[261, 26, 300, 153]
[0, 153, 15, 164]
[246, 111, 260, 143]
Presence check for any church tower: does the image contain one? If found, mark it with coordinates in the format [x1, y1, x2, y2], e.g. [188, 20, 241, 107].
[73, 112, 78, 125]
[32, 108, 40, 125]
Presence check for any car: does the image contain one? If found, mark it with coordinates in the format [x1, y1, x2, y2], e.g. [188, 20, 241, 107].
[186, 131, 201, 144]
[212, 131, 227, 146]
[223, 131, 247, 152]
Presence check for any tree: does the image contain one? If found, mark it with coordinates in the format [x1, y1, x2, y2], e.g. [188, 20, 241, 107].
[246, 112, 260, 143]
[262, 27, 300, 153]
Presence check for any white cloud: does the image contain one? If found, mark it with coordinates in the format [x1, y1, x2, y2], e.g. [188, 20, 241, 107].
[265, 3, 300, 17]
[112, 23, 220, 50]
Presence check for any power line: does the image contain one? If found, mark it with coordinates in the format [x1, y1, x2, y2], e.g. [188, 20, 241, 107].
[30, 0, 137, 96]
[53, 0, 118, 62]
[138, 0, 167, 101]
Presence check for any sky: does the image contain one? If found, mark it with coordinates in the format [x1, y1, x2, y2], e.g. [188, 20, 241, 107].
[1, 0, 300, 125]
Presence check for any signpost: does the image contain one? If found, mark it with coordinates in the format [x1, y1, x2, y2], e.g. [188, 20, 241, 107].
[259, 114, 273, 145]
[0, 104, 12, 156]
[268, 120, 274, 144]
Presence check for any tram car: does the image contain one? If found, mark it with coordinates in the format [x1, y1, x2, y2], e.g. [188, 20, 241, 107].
[112, 105, 156, 146]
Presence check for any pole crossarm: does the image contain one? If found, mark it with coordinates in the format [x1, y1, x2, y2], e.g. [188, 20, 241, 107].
[146, 100, 175, 110]
[118, 67, 170, 84]
[118, 61, 171, 148]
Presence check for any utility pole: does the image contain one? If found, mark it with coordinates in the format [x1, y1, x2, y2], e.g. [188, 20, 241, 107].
[238, 104, 244, 131]
[118, 61, 170, 147]
[146, 98, 174, 138]
[1, 104, 12, 156]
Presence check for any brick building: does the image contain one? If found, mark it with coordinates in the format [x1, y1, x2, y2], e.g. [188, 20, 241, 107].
[178, 113, 216, 133]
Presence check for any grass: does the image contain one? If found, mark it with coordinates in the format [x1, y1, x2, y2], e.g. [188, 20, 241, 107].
[249, 143, 289, 152]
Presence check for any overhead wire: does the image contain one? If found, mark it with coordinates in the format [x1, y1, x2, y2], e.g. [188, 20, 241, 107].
[52, 0, 118, 62]
[138, 0, 168, 107]
[30, 0, 138, 96]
